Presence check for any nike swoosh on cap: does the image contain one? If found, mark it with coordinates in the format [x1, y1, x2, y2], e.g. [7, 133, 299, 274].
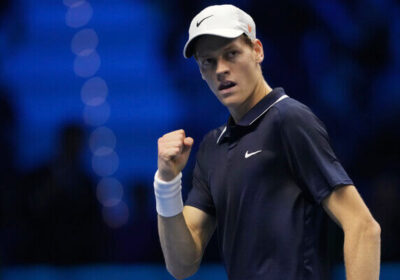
[196, 15, 213, 27]
[245, 150, 262, 158]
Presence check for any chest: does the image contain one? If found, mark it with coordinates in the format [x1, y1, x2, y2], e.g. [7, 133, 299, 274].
[207, 122, 288, 211]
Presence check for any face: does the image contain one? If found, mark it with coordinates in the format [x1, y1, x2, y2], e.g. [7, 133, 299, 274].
[194, 35, 264, 112]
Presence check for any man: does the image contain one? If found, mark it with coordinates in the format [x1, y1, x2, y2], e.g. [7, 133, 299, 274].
[154, 4, 380, 280]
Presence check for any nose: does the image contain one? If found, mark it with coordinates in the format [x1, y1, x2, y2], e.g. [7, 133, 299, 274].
[216, 57, 229, 80]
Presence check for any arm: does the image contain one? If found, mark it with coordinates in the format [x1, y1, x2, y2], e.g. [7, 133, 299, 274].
[322, 185, 381, 280]
[155, 129, 215, 279]
[158, 206, 216, 279]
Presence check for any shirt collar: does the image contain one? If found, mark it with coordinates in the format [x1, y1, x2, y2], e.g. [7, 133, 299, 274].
[217, 87, 288, 144]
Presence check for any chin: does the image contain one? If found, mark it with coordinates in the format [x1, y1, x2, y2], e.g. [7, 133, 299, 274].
[219, 96, 242, 109]
[213, 88, 242, 107]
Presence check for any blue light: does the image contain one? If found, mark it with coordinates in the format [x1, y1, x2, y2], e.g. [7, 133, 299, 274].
[65, 1, 93, 28]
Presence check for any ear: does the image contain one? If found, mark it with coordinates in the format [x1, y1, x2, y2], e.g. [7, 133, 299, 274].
[253, 39, 264, 64]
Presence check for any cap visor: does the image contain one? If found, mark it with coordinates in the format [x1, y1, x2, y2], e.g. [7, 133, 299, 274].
[183, 29, 243, 58]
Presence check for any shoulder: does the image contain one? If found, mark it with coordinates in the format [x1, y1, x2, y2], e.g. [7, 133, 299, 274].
[272, 97, 329, 143]
[197, 124, 225, 153]
[275, 97, 315, 121]
[273, 97, 324, 130]
[206, 124, 226, 142]
[193, 125, 225, 169]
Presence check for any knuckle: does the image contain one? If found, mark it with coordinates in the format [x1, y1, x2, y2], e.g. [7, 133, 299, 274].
[160, 130, 186, 144]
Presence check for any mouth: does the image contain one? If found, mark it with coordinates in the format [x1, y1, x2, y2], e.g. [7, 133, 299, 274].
[218, 81, 236, 91]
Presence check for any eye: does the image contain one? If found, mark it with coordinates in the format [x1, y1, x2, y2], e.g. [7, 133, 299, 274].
[227, 50, 238, 59]
[202, 58, 215, 67]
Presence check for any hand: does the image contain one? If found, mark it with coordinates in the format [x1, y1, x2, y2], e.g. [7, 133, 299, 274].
[157, 129, 194, 181]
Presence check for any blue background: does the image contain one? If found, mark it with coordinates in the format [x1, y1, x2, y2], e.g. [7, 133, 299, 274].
[0, 0, 399, 279]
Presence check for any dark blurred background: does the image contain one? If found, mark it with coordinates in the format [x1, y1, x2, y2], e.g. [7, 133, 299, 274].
[0, 0, 399, 279]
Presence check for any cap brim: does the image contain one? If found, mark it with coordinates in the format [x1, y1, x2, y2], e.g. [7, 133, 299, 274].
[183, 29, 243, 58]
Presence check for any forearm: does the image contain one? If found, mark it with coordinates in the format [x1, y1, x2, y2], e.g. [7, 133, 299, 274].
[154, 172, 201, 278]
[158, 213, 202, 279]
[155, 130, 200, 278]
[343, 220, 381, 280]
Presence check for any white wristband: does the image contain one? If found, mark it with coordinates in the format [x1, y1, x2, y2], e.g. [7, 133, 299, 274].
[154, 170, 183, 217]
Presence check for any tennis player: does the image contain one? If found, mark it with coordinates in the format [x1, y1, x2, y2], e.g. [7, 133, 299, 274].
[154, 4, 380, 280]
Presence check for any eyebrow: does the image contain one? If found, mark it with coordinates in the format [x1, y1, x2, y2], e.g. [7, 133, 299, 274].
[197, 43, 239, 59]
[222, 45, 238, 52]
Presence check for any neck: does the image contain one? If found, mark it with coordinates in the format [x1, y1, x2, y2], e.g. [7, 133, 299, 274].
[230, 79, 272, 123]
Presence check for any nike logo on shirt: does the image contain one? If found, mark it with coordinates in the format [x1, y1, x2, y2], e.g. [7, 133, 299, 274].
[245, 150, 262, 158]
[196, 15, 213, 27]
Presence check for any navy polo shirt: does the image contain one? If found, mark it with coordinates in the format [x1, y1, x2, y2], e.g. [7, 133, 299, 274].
[185, 87, 353, 280]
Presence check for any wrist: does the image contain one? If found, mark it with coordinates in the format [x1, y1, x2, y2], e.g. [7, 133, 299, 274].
[154, 170, 183, 217]
[156, 169, 180, 183]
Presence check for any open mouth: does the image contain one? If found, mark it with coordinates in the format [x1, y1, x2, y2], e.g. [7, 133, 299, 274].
[218, 81, 236, 91]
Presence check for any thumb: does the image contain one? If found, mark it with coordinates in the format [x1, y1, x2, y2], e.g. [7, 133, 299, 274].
[182, 137, 194, 154]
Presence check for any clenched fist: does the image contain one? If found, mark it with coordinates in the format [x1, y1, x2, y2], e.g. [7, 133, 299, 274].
[157, 129, 194, 181]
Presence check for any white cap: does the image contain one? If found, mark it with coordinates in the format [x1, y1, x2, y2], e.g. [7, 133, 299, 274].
[183, 4, 256, 58]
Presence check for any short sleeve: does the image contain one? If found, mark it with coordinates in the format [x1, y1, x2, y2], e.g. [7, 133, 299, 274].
[185, 140, 216, 216]
[278, 103, 353, 204]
